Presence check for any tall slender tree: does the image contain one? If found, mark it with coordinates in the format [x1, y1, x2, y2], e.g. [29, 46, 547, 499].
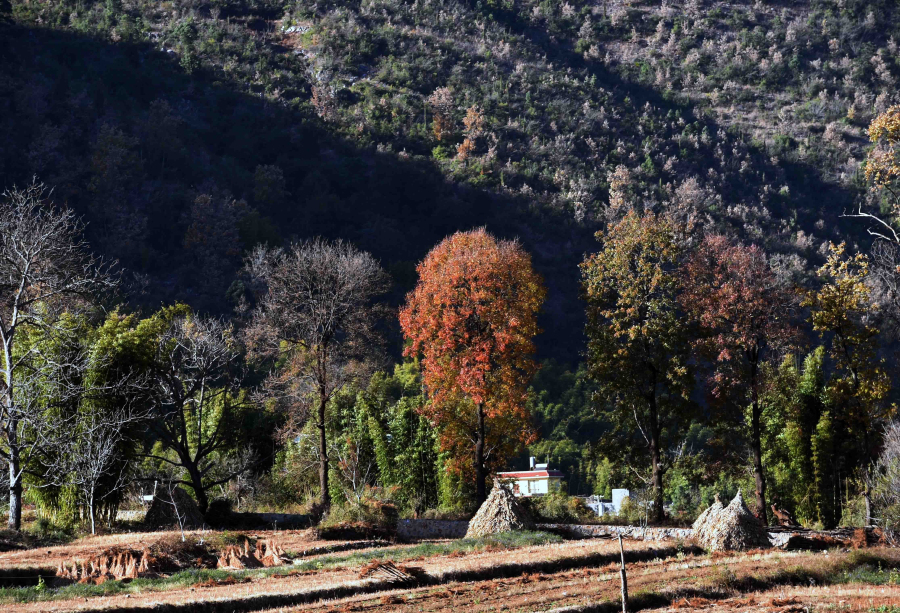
[400, 229, 545, 505]
[680, 235, 797, 525]
[582, 212, 692, 522]
[803, 243, 891, 526]
[245, 240, 389, 511]
[0, 181, 114, 530]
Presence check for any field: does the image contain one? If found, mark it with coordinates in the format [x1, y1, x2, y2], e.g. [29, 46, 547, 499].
[1, 528, 900, 613]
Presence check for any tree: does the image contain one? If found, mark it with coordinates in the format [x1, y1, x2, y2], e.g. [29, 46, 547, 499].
[141, 306, 247, 514]
[400, 229, 545, 505]
[870, 420, 900, 539]
[846, 107, 900, 339]
[0, 181, 113, 530]
[581, 212, 692, 522]
[48, 402, 147, 535]
[680, 235, 797, 524]
[803, 243, 891, 526]
[846, 105, 900, 243]
[759, 348, 837, 527]
[32, 312, 149, 534]
[359, 361, 441, 514]
[428, 87, 454, 142]
[245, 239, 389, 511]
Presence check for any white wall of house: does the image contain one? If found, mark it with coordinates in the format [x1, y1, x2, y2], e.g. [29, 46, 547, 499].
[506, 475, 563, 497]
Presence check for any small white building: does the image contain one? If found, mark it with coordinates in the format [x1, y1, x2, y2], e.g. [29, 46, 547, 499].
[584, 488, 630, 516]
[497, 457, 565, 497]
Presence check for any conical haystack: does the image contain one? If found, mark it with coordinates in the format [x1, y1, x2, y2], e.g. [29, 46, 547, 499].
[465, 480, 535, 538]
[691, 494, 723, 545]
[143, 487, 205, 530]
[697, 491, 770, 552]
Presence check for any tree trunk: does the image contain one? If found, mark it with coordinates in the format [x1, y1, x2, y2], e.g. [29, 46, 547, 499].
[649, 435, 664, 523]
[185, 463, 209, 515]
[864, 484, 873, 527]
[648, 393, 664, 523]
[751, 398, 768, 525]
[474, 403, 486, 506]
[89, 493, 96, 536]
[7, 422, 21, 531]
[864, 427, 873, 527]
[318, 394, 330, 511]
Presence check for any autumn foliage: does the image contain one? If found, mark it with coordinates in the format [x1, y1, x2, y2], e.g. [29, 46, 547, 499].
[680, 234, 798, 523]
[400, 229, 545, 503]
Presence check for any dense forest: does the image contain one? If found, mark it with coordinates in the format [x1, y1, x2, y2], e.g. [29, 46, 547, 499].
[3, 0, 900, 535]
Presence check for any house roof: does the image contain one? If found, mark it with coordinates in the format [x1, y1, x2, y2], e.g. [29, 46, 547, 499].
[497, 470, 565, 479]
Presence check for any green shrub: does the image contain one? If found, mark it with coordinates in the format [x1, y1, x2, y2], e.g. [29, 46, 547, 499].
[522, 490, 595, 524]
[320, 487, 399, 530]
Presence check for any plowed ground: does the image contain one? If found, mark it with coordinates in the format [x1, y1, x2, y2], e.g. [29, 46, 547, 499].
[1, 531, 899, 613]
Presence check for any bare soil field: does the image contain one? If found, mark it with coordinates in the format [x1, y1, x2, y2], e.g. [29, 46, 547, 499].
[1, 530, 898, 613]
[0, 529, 391, 569]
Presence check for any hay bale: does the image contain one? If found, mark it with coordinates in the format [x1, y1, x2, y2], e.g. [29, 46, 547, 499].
[143, 487, 205, 530]
[691, 495, 723, 545]
[465, 480, 535, 538]
[697, 491, 770, 552]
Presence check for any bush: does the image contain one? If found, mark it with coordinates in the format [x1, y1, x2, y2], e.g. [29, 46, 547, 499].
[521, 490, 596, 524]
[318, 486, 400, 537]
[617, 496, 649, 525]
[204, 498, 234, 528]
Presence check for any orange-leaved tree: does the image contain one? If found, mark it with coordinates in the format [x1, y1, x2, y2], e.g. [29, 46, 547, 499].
[399, 229, 545, 505]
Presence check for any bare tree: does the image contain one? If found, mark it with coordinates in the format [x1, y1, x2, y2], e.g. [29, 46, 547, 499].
[245, 239, 389, 511]
[333, 437, 376, 505]
[0, 181, 115, 530]
[42, 398, 148, 534]
[870, 420, 900, 542]
[144, 313, 247, 514]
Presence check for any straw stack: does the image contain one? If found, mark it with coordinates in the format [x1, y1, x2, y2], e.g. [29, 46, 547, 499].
[465, 480, 535, 538]
[695, 491, 770, 552]
[691, 494, 723, 545]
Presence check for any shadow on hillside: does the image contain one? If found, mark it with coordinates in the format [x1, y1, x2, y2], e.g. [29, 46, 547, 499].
[0, 21, 592, 361]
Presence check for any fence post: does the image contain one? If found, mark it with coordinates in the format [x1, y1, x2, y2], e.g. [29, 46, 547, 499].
[618, 533, 629, 613]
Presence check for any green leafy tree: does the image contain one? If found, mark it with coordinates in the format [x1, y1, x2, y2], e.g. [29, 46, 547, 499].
[360, 362, 440, 514]
[760, 348, 834, 526]
[581, 212, 693, 521]
[803, 243, 892, 526]
[526, 362, 602, 496]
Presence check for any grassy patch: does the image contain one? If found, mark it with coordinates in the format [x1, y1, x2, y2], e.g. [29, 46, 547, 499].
[0, 531, 561, 603]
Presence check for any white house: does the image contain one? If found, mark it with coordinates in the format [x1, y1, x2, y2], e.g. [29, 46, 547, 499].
[497, 457, 565, 497]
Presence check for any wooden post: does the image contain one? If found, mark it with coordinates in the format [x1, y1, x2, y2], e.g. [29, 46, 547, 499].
[618, 534, 629, 613]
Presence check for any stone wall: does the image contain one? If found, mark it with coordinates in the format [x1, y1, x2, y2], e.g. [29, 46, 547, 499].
[397, 519, 695, 541]
[397, 519, 817, 547]
[539, 524, 694, 541]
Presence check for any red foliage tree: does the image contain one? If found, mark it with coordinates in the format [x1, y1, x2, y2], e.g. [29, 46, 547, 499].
[399, 229, 545, 505]
[680, 235, 798, 525]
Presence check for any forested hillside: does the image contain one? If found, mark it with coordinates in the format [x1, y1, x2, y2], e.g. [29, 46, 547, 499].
[2, 0, 900, 532]
[5, 0, 894, 356]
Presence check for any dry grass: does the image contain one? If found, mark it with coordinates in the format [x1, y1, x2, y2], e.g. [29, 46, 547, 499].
[1, 534, 899, 613]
